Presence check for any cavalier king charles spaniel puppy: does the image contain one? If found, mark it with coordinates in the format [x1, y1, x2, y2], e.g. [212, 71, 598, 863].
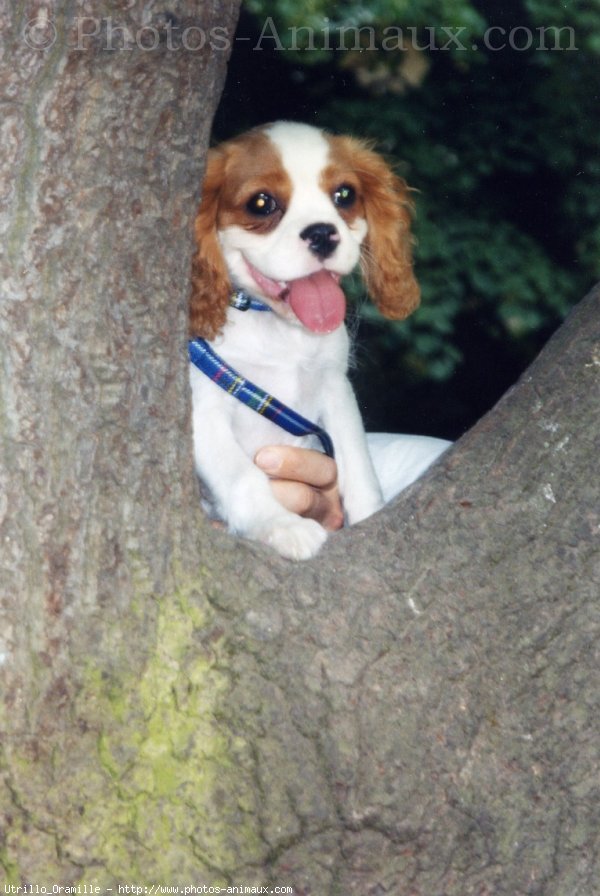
[189, 121, 420, 560]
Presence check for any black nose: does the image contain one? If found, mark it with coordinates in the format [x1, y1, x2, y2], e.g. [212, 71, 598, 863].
[300, 222, 340, 260]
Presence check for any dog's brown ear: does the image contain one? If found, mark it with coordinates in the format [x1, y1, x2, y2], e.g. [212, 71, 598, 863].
[189, 148, 231, 339]
[350, 141, 420, 320]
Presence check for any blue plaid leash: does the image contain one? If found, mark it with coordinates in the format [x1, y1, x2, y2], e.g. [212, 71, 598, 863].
[189, 291, 335, 458]
[229, 289, 273, 313]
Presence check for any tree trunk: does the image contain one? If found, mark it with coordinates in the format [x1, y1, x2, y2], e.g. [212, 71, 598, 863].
[0, 0, 243, 882]
[1, 5, 599, 891]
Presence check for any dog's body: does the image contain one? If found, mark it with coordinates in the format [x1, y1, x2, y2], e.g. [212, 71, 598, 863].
[190, 295, 382, 559]
[189, 122, 420, 560]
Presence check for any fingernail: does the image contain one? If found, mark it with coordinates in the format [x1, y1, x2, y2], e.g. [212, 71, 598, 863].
[255, 448, 281, 473]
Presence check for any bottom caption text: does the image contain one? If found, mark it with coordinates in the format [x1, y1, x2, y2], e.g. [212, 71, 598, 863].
[3, 887, 294, 895]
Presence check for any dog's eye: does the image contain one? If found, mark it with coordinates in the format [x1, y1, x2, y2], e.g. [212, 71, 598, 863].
[246, 192, 279, 217]
[332, 184, 356, 208]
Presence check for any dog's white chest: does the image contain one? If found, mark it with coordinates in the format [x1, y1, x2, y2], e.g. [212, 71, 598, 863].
[198, 310, 348, 456]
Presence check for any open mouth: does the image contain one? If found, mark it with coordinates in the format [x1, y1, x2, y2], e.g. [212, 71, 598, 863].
[244, 259, 346, 334]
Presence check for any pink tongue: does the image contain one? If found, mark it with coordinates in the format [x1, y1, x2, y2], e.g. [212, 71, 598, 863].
[286, 270, 346, 333]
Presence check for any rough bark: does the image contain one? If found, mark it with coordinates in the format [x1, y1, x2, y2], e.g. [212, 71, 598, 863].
[1, 5, 599, 891]
[0, 0, 243, 882]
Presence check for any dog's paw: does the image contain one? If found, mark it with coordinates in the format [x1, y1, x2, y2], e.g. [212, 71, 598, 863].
[258, 516, 328, 561]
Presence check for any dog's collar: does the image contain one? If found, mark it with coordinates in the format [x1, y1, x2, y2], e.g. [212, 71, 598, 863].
[230, 289, 272, 313]
[189, 338, 335, 459]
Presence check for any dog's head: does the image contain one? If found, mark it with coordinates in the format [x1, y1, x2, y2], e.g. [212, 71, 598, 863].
[190, 121, 420, 339]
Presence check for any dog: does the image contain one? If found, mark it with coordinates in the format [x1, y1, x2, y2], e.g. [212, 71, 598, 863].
[189, 121, 420, 560]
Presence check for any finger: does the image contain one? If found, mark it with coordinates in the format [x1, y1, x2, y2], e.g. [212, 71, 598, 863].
[255, 445, 338, 489]
[268, 479, 344, 531]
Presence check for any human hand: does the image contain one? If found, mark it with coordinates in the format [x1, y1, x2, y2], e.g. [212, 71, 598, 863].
[254, 445, 344, 531]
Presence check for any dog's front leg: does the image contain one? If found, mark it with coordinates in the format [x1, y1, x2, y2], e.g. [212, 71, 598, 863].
[191, 399, 328, 560]
[320, 376, 384, 526]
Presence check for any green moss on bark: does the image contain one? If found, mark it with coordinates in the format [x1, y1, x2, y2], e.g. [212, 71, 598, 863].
[2, 583, 263, 885]
[77, 586, 262, 884]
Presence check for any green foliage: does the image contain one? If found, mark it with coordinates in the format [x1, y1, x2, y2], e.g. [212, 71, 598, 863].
[223, 0, 600, 432]
[321, 34, 591, 380]
[246, 0, 487, 54]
